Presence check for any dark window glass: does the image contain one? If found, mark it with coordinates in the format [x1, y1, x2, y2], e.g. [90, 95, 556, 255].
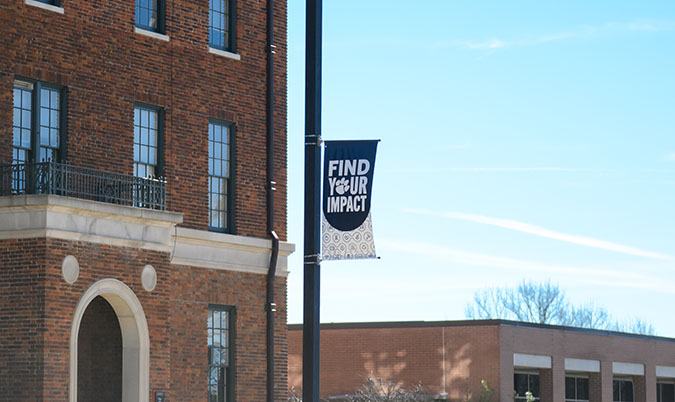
[35, 0, 58, 5]
[659, 383, 675, 402]
[515, 373, 540, 401]
[529, 374, 540, 398]
[209, 0, 233, 50]
[133, 106, 160, 178]
[566, 377, 576, 400]
[136, 0, 160, 31]
[566, 376, 589, 402]
[577, 378, 589, 401]
[208, 306, 233, 402]
[208, 121, 231, 232]
[614, 380, 634, 402]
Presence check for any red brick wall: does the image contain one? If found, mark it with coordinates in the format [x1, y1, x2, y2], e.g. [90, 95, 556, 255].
[77, 296, 123, 402]
[0, 238, 46, 401]
[170, 265, 288, 402]
[287, 323, 501, 400]
[0, 0, 288, 240]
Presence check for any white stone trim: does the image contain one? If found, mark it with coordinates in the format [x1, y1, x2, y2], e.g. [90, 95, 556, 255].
[171, 227, 295, 276]
[0, 195, 182, 251]
[25, 0, 64, 14]
[134, 27, 170, 42]
[70, 279, 150, 402]
[613, 362, 644, 376]
[514, 353, 552, 369]
[656, 366, 675, 378]
[209, 47, 241, 60]
[565, 358, 600, 373]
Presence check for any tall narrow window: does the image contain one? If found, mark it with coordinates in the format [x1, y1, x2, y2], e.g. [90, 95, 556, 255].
[208, 121, 233, 232]
[12, 80, 64, 165]
[12, 82, 33, 165]
[515, 372, 540, 401]
[566, 375, 589, 402]
[38, 87, 61, 163]
[614, 379, 634, 402]
[135, 0, 164, 32]
[209, 0, 235, 51]
[133, 106, 161, 178]
[208, 305, 234, 402]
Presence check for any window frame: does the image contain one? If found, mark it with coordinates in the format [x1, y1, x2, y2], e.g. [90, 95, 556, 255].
[135, 0, 165, 34]
[207, 304, 235, 402]
[565, 374, 590, 402]
[133, 103, 164, 179]
[207, 119, 235, 234]
[12, 78, 67, 165]
[209, 0, 237, 52]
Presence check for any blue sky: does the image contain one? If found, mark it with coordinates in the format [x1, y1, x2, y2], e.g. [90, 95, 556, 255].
[285, 1, 675, 336]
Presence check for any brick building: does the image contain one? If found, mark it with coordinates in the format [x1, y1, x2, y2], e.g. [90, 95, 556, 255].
[0, 0, 293, 401]
[288, 320, 675, 402]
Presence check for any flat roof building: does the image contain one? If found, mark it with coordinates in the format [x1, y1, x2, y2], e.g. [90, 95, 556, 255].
[288, 320, 675, 402]
[0, 0, 291, 400]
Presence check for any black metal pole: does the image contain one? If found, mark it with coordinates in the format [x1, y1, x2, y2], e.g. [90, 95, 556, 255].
[303, 0, 322, 401]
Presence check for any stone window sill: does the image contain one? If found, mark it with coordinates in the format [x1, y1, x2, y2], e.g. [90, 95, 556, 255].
[209, 47, 241, 61]
[134, 27, 170, 42]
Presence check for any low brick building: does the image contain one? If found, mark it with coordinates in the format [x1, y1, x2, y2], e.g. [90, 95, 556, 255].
[0, 0, 292, 401]
[288, 320, 675, 402]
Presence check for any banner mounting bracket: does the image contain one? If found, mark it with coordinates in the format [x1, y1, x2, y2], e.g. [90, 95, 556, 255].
[305, 134, 323, 146]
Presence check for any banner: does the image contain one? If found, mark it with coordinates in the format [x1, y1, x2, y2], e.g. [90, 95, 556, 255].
[322, 140, 378, 260]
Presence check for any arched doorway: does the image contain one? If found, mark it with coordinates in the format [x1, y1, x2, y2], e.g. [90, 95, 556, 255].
[78, 296, 123, 401]
[70, 279, 150, 402]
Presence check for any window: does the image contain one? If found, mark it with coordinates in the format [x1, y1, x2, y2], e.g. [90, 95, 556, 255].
[34, 0, 59, 5]
[658, 382, 675, 402]
[209, 0, 235, 51]
[515, 372, 540, 401]
[13, 79, 65, 165]
[208, 305, 234, 402]
[614, 379, 634, 402]
[135, 0, 164, 32]
[133, 105, 162, 178]
[208, 120, 233, 232]
[566, 375, 589, 402]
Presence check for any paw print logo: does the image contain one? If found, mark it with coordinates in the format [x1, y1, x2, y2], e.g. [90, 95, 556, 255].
[334, 178, 349, 195]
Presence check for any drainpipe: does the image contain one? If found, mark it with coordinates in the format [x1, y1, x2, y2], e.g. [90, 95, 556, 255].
[265, 0, 279, 400]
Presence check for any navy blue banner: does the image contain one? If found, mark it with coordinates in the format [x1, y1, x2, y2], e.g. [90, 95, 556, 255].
[323, 140, 378, 232]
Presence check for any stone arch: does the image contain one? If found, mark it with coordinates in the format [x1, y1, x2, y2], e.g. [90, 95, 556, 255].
[70, 278, 150, 402]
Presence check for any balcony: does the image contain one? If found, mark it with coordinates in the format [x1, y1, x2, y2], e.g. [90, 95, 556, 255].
[0, 162, 166, 211]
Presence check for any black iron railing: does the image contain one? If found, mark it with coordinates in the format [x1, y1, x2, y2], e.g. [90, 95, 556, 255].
[0, 162, 166, 210]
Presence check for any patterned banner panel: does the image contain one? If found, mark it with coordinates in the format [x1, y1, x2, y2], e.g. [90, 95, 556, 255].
[322, 214, 376, 260]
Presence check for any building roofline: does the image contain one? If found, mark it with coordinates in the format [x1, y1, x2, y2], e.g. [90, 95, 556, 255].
[287, 319, 675, 343]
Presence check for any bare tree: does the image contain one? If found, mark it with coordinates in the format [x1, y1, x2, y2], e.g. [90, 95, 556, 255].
[348, 377, 430, 402]
[465, 280, 655, 335]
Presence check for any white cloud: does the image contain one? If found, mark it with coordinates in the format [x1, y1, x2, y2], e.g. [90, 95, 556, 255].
[377, 238, 648, 281]
[403, 209, 675, 261]
[438, 20, 674, 51]
[667, 152, 675, 162]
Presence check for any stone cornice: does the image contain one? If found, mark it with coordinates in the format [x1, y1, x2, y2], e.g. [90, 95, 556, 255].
[170, 227, 295, 276]
[0, 195, 296, 275]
